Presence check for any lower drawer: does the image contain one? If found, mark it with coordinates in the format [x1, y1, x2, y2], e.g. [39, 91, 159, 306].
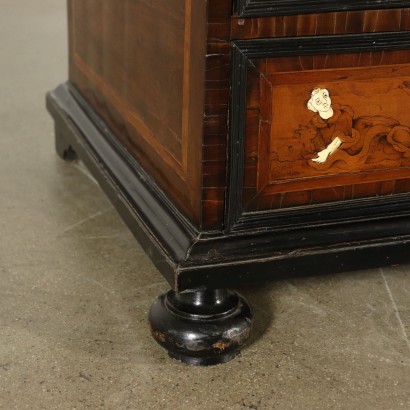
[227, 31, 410, 230]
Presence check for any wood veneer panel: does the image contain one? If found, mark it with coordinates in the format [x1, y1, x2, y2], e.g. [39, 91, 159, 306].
[68, 0, 206, 225]
[201, 0, 232, 229]
[243, 49, 410, 212]
[232, 9, 410, 39]
[226, 7, 410, 227]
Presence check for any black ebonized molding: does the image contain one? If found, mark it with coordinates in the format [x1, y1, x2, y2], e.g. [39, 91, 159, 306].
[46, 83, 199, 288]
[233, 32, 410, 59]
[178, 236, 410, 290]
[235, 0, 410, 18]
[227, 31, 410, 231]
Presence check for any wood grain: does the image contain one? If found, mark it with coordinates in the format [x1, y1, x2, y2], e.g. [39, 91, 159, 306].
[68, 0, 206, 225]
[205, 5, 410, 227]
[232, 9, 410, 39]
[201, 0, 232, 229]
[68, 1, 410, 228]
[243, 50, 410, 211]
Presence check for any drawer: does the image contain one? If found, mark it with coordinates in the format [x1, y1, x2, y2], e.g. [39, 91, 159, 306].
[235, 0, 410, 18]
[226, 31, 410, 230]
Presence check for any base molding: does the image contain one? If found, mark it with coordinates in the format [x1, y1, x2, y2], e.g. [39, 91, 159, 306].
[47, 83, 196, 287]
[47, 82, 410, 292]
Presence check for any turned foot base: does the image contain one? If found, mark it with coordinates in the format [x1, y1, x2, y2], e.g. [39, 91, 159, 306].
[149, 289, 253, 366]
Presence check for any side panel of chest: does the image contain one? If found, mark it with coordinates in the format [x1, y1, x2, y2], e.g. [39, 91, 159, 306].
[68, 0, 207, 225]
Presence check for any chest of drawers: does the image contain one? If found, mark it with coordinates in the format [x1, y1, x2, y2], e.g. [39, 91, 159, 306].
[47, 0, 410, 365]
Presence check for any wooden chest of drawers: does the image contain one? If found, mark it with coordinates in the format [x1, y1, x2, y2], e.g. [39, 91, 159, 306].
[47, 0, 410, 365]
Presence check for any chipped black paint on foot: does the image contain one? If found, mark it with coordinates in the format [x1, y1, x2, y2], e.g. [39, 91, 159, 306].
[149, 289, 253, 366]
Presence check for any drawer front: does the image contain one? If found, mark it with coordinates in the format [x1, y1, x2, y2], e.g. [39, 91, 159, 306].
[235, 0, 410, 18]
[227, 32, 410, 230]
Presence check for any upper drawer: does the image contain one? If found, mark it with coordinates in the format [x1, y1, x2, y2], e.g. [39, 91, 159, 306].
[235, 0, 410, 18]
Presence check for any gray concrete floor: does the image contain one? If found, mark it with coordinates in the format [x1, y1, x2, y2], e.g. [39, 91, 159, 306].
[1, 1, 410, 409]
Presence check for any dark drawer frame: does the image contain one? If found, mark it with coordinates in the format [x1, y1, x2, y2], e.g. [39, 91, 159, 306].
[235, 0, 410, 18]
[227, 31, 410, 231]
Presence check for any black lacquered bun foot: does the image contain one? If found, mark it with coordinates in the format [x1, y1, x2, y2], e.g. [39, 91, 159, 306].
[149, 289, 253, 366]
